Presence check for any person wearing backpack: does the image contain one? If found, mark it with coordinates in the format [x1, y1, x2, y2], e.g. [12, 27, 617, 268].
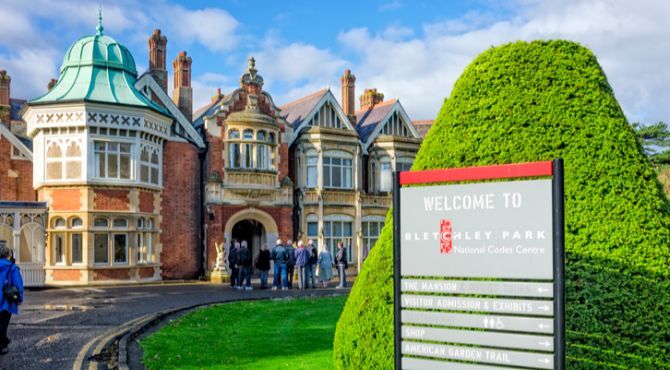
[255, 244, 271, 289]
[0, 245, 23, 355]
[285, 240, 296, 289]
[237, 241, 253, 290]
[271, 239, 288, 290]
[306, 239, 318, 289]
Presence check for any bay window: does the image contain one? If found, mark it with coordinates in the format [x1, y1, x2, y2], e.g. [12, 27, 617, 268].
[324, 217, 354, 263]
[306, 152, 318, 188]
[323, 153, 353, 189]
[379, 161, 392, 192]
[95, 141, 132, 179]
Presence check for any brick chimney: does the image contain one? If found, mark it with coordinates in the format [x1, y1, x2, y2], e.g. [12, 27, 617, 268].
[360, 88, 384, 111]
[172, 51, 193, 121]
[47, 78, 58, 91]
[0, 70, 10, 124]
[148, 29, 168, 92]
[341, 69, 356, 123]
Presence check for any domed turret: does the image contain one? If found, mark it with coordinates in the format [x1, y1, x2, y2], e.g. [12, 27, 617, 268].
[29, 12, 164, 114]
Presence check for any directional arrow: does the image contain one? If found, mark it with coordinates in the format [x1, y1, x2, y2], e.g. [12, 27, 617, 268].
[538, 340, 551, 347]
[537, 287, 550, 293]
[538, 358, 551, 364]
[538, 323, 551, 329]
[537, 305, 551, 311]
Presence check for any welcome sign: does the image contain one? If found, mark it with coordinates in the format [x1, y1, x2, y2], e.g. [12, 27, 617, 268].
[393, 160, 565, 370]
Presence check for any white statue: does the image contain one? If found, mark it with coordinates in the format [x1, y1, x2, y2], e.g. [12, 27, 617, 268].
[214, 242, 227, 271]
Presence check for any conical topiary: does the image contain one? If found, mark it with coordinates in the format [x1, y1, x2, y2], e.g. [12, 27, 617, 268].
[334, 40, 670, 369]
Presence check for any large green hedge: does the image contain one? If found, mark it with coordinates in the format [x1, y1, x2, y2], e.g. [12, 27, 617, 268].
[334, 40, 670, 369]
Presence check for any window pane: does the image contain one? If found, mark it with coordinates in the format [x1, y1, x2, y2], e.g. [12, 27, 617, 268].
[96, 152, 105, 177]
[108, 143, 118, 152]
[229, 129, 240, 139]
[141, 165, 149, 182]
[53, 234, 64, 264]
[71, 218, 83, 228]
[243, 129, 253, 139]
[380, 162, 392, 192]
[371, 222, 379, 236]
[120, 143, 131, 153]
[333, 165, 342, 187]
[120, 153, 130, 179]
[113, 218, 128, 228]
[94, 234, 109, 263]
[362, 222, 369, 237]
[334, 222, 342, 237]
[344, 166, 352, 188]
[344, 222, 352, 236]
[113, 234, 127, 263]
[332, 158, 341, 166]
[46, 162, 62, 180]
[151, 168, 159, 184]
[324, 163, 331, 187]
[151, 151, 159, 165]
[108, 153, 118, 178]
[257, 131, 266, 141]
[324, 221, 331, 236]
[94, 218, 109, 227]
[307, 222, 318, 237]
[307, 166, 317, 188]
[141, 148, 149, 161]
[72, 233, 83, 263]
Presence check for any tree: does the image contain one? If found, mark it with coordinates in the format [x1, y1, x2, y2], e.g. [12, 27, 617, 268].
[633, 121, 670, 164]
[334, 40, 670, 369]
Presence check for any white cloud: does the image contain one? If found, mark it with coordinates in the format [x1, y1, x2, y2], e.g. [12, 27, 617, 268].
[340, 0, 670, 123]
[163, 6, 239, 52]
[0, 48, 59, 99]
[379, 1, 402, 12]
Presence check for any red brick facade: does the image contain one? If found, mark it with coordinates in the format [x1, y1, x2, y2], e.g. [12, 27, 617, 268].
[139, 191, 155, 213]
[52, 269, 82, 281]
[51, 188, 81, 211]
[160, 141, 202, 279]
[94, 269, 130, 280]
[0, 134, 35, 201]
[94, 189, 130, 211]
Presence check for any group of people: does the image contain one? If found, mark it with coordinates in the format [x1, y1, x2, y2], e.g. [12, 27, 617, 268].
[227, 239, 349, 291]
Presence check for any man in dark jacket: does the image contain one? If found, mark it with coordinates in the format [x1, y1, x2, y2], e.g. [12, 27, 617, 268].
[0, 246, 23, 355]
[336, 242, 348, 289]
[306, 239, 318, 288]
[237, 241, 253, 290]
[255, 244, 271, 289]
[228, 241, 239, 289]
[271, 239, 288, 290]
[285, 240, 296, 289]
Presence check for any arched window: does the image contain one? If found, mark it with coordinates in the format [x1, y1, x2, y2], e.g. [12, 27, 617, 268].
[52, 217, 66, 229]
[257, 130, 266, 141]
[243, 129, 254, 139]
[71, 217, 83, 228]
[94, 218, 109, 228]
[228, 129, 240, 139]
[113, 218, 128, 229]
[137, 218, 144, 229]
[269, 133, 275, 144]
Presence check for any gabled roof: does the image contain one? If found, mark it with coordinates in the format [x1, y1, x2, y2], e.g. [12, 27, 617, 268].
[0, 121, 32, 160]
[279, 89, 328, 128]
[193, 95, 224, 128]
[412, 120, 434, 138]
[355, 99, 397, 143]
[10, 99, 26, 121]
[135, 73, 205, 149]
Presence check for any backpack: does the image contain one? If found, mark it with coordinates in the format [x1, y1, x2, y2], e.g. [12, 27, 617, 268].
[2, 262, 20, 304]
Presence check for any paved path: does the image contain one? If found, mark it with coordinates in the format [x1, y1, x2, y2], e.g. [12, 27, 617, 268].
[0, 281, 351, 370]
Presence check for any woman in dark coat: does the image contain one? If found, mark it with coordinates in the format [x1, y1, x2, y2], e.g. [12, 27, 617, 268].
[255, 244, 272, 289]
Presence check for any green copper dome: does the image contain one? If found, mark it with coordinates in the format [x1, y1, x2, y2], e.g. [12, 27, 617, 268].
[30, 15, 167, 115]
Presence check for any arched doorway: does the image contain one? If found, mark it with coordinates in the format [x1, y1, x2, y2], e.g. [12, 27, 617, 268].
[231, 219, 264, 274]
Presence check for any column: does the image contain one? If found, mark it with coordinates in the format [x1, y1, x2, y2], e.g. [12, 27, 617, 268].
[317, 146, 324, 252]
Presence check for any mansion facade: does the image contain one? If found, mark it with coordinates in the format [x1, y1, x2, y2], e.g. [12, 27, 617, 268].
[0, 20, 429, 286]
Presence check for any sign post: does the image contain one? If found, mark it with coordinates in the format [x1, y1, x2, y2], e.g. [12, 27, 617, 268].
[393, 159, 565, 370]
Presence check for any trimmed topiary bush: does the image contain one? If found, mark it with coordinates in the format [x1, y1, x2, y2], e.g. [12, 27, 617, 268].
[334, 40, 670, 369]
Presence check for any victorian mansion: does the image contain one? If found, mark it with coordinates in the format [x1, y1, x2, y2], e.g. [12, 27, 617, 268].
[0, 21, 429, 286]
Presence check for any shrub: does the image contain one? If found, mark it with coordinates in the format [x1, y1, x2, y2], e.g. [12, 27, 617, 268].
[334, 40, 670, 369]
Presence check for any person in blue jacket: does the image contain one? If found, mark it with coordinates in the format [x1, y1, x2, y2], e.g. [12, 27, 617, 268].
[0, 245, 23, 355]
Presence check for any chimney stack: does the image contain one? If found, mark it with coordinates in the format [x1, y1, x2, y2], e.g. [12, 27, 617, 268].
[172, 51, 193, 121]
[148, 29, 168, 92]
[341, 69, 356, 124]
[48, 78, 58, 91]
[0, 70, 10, 124]
[360, 88, 384, 111]
[211, 88, 223, 103]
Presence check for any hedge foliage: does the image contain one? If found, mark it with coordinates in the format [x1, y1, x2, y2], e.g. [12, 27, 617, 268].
[334, 40, 670, 369]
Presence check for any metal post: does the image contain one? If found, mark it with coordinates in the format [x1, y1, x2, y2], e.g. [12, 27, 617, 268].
[393, 171, 402, 370]
[552, 158, 566, 370]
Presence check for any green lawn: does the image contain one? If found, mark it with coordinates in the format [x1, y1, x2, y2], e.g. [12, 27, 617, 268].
[141, 295, 348, 370]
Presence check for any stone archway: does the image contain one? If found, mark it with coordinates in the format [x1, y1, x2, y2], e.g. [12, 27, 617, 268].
[224, 208, 279, 271]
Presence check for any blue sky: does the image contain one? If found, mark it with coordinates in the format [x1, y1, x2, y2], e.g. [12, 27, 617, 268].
[1, 0, 669, 123]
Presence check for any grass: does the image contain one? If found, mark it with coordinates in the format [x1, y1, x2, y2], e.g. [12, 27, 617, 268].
[141, 295, 348, 370]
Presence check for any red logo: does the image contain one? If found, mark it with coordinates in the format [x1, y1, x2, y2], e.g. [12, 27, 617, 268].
[440, 219, 453, 254]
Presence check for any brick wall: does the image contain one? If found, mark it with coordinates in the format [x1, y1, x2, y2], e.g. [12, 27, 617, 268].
[139, 191, 156, 213]
[160, 141, 202, 279]
[52, 269, 82, 281]
[94, 269, 130, 280]
[51, 189, 82, 211]
[94, 189, 130, 211]
[206, 132, 224, 178]
[0, 134, 35, 201]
